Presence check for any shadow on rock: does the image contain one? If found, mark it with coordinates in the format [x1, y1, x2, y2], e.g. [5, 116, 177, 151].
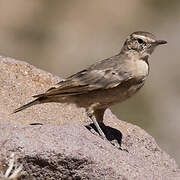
[86, 123, 122, 146]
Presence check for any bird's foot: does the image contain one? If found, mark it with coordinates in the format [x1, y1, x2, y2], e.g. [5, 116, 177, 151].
[86, 123, 126, 151]
[87, 115, 127, 150]
[109, 139, 128, 151]
[110, 139, 122, 149]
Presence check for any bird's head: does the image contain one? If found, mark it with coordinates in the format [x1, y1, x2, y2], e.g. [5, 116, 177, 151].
[122, 31, 167, 59]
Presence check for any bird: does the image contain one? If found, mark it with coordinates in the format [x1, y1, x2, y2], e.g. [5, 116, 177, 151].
[14, 31, 167, 147]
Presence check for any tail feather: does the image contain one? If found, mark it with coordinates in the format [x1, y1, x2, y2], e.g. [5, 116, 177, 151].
[13, 99, 40, 113]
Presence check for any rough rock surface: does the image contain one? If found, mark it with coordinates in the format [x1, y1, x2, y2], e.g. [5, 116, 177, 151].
[0, 56, 179, 179]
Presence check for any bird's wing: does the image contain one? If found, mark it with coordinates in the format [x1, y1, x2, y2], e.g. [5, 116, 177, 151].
[34, 58, 132, 98]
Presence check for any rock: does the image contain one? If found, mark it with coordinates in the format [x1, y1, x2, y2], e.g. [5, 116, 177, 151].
[0, 56, 179, 179]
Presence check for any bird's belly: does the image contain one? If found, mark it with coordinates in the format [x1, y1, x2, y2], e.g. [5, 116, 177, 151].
[75, 81, 145, 109]
[98, 82, 144, 106]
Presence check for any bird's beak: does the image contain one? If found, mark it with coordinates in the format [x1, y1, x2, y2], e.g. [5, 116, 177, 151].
[152, 40, 167, 46]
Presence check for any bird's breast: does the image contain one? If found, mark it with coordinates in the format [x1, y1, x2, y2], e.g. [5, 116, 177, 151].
[132, 59, 149, 80]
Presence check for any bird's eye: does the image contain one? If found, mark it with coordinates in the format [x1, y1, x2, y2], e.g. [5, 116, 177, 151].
[137, 38, 143, 44]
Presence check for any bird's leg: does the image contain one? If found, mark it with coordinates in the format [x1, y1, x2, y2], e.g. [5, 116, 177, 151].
[94, 109, 124, 149]
[89, 115, 122, 149]
[87, 106, 107, 139]
[89, 115, 106, 139]
[87, 108, 123, 150]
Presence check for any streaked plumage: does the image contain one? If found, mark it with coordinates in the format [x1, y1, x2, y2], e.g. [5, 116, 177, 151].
[14, 31, 167, 144]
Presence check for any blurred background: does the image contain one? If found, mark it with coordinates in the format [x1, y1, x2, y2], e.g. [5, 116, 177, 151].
[0, 0, 180, 164]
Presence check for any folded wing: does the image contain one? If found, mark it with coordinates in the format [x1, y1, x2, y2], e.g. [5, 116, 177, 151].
[34, 63, 132, 98]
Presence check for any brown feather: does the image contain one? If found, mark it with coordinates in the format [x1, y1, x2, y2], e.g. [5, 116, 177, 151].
[33, 55, 133, 98]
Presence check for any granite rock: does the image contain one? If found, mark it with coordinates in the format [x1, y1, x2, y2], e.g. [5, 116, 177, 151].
[0, 56, 179, 179]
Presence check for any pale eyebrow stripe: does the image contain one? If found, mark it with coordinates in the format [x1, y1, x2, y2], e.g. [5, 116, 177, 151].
[133, 35, 155, 42]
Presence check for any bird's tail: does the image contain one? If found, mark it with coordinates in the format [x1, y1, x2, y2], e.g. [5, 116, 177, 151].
[13, 97, 46, 113]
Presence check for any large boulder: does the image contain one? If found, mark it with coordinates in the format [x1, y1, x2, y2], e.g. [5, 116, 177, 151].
[0, 56, 179, 179]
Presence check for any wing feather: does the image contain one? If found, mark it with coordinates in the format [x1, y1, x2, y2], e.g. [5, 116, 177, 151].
[34, 55, 132, 98]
